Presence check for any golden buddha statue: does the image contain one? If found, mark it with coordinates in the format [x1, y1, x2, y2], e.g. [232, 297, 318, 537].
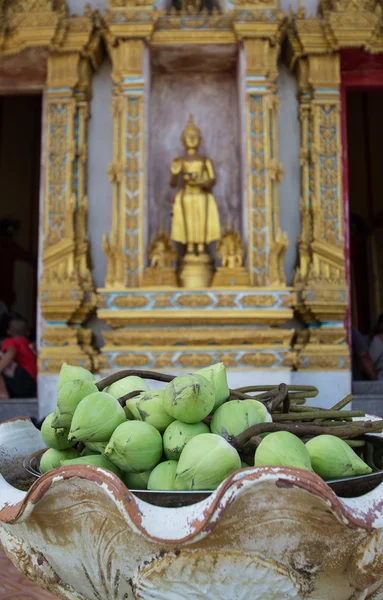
[170, 115, 221, 288]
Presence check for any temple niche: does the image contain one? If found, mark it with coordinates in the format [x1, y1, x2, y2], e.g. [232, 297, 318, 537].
[148, 45, 242, 287]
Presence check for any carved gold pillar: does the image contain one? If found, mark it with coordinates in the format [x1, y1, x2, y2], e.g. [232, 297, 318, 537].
[294, 54, 349, 370]
[103, 40, 146, 289]
[243, 38, 288, 288]
[39, 52, 97, 373]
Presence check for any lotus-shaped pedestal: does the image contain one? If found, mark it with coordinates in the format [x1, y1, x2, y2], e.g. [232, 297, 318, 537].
[2, 417, 383, 599]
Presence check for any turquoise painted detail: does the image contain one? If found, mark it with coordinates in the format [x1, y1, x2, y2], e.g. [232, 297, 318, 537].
[246, 86, 268, 93]
[104, 349, 288, 371]
[99, 290, 290, 312]
[249, 95, 267, 283]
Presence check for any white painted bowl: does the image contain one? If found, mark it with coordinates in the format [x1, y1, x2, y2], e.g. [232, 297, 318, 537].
[2, 417, 383, 599]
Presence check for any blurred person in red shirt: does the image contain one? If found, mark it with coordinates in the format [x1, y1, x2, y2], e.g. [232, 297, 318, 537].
[0, 317, 37, 399]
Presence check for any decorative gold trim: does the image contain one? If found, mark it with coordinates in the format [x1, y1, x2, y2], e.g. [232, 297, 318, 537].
[244, 37, 288, 287]
[98, 308, 293, 327]
[102, 326, 294, 346]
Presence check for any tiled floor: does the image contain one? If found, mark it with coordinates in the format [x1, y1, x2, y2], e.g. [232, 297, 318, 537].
[0, 548, 57, 599]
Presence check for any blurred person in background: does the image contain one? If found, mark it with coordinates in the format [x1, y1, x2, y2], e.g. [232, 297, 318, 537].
[0, 316, 37, 399]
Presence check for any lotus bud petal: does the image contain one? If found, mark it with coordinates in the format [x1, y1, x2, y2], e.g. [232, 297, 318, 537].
[163, 374, 215, 424]
[61, 455, 121, 477]
[243, 399, 272, 423]
[148, 460, 178, 491]
[211, 400, 268, 440]
[41, 413, 75, 450]
[122, 470, 152, 490]
[163, 420, 210, 460]
[126, 390, 175, 432]
[52, 379, 99, 429]
[254, 431, 313, 471]
[175, 433, 241, 491]
[105, 376, 150, 418]
[58, 363, 94, 391]
[104, 421, 162, 473]
[84, 441, 108, 454]
[40, 448, 80, 473]
[306, 435, 372, 480]
[69, 392, 126, 443]
[196, 362, 230, 410]
[81, 448, 99, 457]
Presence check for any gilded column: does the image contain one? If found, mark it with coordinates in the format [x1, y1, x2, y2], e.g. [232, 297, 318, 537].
[294, 54, 349, 370]
[39, 52, 97, 373]
[244, 38, 288, 288]
[103, 40, 146, 289]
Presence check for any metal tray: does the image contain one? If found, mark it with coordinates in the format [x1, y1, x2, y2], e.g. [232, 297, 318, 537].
[23, 444, 383, 506]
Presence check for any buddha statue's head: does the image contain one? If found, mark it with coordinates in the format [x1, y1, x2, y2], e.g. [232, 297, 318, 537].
[181, 115, 201, 153]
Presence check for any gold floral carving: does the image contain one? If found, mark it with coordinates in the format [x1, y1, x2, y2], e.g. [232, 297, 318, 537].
[153, 294, 174, 308]
[113, 295, 149, 308]
[114, 353, 151, 367]
[214, 294, 238, 307]
[103, 40, 145, 289]
[240, 352, 278, 367]
[286, 47, 347, 329]
[244, 39, 288, 287]
[241, 294, 277, 307]
[34, 13, 102, 373]
[287, 0, 383, 57]
[177, 353, 215, 367]
[176, 294, 212, 308]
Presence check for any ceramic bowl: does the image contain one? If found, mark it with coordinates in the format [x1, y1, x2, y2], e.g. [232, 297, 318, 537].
[2, 417, 383, 600]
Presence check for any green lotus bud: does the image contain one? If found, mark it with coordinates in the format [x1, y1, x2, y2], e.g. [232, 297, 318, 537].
[41, 413, 75, 450]
[105, 376, 150, 418]
[175, 433, 241, 491]
[121, 470, 152, 490]
[163, 374, 215, 424]
[69, 392, 126, 443]
[163, 420, 210, 460]
[196, 362, 229, 410]
[40, 448, 80, 473]
[58, 363, 94, 391]
[305, 435, 372, 480]
[84, 441, 108, 454]
[211, 400, 268, 440]
[81, 448, 99, 457]
[126, 390, 175, 432]
[61, 455, 121, 477]
[254, 431, 313, 471]
[52, 379, 99, 429]
[148, 460, 178, 491]
[243, 399, 272, 423]
[104, 421, 162, 473]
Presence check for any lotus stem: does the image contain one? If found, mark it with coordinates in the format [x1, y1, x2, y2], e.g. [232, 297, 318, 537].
[330, 393, 354, 411]
[273, 410, 365, 422]
[345, 440, 366, 448]
[314, 394, 354, 423]
[117, 389, 143, 408]
[97, 370, 176, 390]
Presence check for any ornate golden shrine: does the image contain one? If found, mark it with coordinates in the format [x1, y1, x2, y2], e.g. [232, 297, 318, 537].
[97, 0, 297, 372]
[0, 0, 372, 374]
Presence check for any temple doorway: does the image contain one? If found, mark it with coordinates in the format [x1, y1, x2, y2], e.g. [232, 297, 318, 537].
[346, 89, 383, 338]
[0, 95, 42, 341]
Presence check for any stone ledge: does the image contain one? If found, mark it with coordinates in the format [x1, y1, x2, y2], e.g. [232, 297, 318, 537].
[0, 398, 38, 423]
